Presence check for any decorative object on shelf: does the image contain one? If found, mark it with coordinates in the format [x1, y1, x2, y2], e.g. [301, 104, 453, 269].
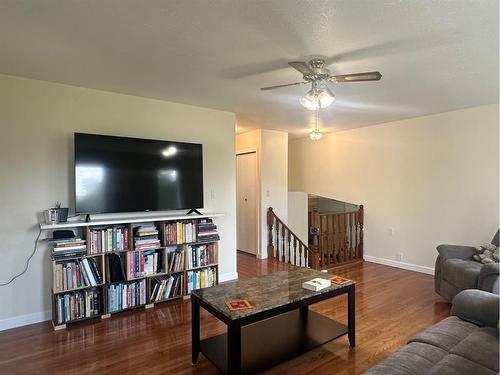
[44, 202, 69, 224]
[309, 109, 323, 141]
[260, 58, 382, 110]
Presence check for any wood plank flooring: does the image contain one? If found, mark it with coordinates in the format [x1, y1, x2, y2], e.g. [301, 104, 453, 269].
[0, 253, 450, 374]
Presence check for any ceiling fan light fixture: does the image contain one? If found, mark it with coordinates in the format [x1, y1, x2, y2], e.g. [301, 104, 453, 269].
[300, 84, 335, 110]
[309, 129, 322, 140]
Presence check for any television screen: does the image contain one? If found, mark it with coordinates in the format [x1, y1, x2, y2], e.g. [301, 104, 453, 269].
[74, 133, 203, 214]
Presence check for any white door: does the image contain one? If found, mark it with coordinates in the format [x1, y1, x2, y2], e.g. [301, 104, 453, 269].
[236, 152, 258, 255]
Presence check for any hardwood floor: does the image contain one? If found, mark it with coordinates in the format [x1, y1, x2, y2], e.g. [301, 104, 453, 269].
[0, 253, 450, 374]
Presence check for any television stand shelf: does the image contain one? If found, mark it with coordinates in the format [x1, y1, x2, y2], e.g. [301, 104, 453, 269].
[42, 213, 223, 330]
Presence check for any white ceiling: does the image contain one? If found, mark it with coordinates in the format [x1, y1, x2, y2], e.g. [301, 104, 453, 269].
[1, 0, 498, 137]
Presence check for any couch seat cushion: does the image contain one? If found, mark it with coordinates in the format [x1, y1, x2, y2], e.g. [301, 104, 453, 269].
[409, 316, 477, 351]
[363, 342, 447, 375]
[428, 354, 496, 375]
[442, 259, 481, 290]
[450, 327, 499, 372]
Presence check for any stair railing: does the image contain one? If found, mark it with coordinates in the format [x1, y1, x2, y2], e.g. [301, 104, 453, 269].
[267, 207, 320, 269]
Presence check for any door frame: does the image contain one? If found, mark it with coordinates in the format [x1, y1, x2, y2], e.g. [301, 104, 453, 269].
[236, 148, 261, 257]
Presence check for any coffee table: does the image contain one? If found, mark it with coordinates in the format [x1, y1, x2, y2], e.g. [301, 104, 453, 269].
[191, 267, 355, 374]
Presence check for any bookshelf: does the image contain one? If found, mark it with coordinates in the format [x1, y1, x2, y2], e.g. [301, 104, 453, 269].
[43, 213, 222, 330]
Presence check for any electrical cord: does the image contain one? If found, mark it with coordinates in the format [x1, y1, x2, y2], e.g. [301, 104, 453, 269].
[0, 228, 42, 286]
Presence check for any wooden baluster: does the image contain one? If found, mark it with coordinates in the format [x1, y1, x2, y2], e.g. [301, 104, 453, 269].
[332, 214, 337, 264]
[281, 223, 286, 262]
[351, 212, 355, 260]
[342, 213, 347, 262]
[355, 210, 359, 259]
[275, 217, 279, 260]
[267, 208, 275, 259]
[287, 230, 291, 264]
[304, 244, 308, 268]
[298, 243, 303, 267]
[293, 237, 297, 265]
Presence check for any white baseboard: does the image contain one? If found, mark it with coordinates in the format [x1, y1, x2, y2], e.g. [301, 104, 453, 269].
[0, 310, 50, 331]
[219, 271, 238, 282]
[364, 255, 435, 275]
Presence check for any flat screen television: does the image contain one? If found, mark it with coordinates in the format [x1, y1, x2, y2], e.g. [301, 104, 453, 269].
[74, 133, 203, 214]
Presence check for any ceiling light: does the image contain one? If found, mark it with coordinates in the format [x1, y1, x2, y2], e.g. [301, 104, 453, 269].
[300, 82, 335, 110]
[309, 109, 323, 141]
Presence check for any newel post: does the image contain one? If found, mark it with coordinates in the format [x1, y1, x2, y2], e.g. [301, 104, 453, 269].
[359, 205, 364, 260]
[267, 207, 275, 259]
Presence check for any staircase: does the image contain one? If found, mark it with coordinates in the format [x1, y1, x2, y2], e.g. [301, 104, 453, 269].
[266, 205, 364, 270]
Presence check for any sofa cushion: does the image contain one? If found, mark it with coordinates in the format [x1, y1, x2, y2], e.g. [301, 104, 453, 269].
[450, 327, 499, 372]
[442, 259, 481, 290]
[427, 354, 496, 375]
[363, 342, 447, 375]
[409, 316, 477, 351]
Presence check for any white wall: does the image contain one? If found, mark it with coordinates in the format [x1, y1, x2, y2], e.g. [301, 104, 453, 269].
[260, 130, 288, 258]
[0, 74, 237, 329]
[287, 192, 308, 245]
[289, 104, 499, 272]
[235, 129, 288, 258]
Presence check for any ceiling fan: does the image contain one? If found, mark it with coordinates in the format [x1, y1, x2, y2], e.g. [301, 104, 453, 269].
[260, 58, 382, 110]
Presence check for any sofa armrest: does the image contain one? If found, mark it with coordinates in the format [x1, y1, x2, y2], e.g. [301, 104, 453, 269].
[478, 263, 500, 294]
[436, 244, 476, 261]
[451, 289, 499, 328]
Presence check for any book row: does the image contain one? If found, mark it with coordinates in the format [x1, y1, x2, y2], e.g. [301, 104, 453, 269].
[51, 237, 87, 259]
[53, 257, 102, 292]
[55, 289, 101, 324]
[187, 243, 217, 269]
[88, 226, 129, 254]
[160, 220, 197, 245]
[107, 279, 147, 313]
[150, 274, 183, 303]
[187, 267, 217, 293]
[126, 249, 165, 279]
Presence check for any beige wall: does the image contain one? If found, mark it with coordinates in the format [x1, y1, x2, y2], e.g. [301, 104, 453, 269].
[289, 104, 499, 271]
[0, 74, 237, 328]
[236, 129, 288, 258]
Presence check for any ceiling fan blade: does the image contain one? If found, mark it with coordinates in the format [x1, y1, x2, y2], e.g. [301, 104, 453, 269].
[288, 61, 311, 74]
[260, 81, 308, 91]
[331, 71, 382, 82]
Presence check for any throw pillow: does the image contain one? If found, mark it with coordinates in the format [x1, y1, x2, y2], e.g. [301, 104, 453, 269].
[473, 243, 499, 264]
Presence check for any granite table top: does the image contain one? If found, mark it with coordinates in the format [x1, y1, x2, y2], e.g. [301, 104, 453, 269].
[191, 267, 354, 320]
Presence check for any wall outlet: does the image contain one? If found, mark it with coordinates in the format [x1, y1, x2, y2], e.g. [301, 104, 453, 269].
[396, 252, 403, 261]
[388, 227, 394, 236]
[210, 190, 216, 200]
[266, 190, 270, 197]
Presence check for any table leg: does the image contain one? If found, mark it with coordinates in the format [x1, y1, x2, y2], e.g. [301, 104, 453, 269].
[191, 296, 200, 365]
[348, 284, 356, 348]
[227, 323, 241, 374]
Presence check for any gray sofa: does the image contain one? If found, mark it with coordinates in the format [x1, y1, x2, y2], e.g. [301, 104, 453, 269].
[364, 289, 499, 375]
[435, 230, 499, 302]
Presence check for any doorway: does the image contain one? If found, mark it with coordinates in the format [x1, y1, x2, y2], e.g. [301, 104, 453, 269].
[236, 151, 259, 256]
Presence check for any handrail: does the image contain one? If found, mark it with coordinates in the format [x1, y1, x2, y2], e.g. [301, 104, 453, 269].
[267, 207, 320, 269]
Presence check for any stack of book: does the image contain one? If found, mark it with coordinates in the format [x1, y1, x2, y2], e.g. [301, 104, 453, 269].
[161, 220, 197, 245]
[187, 243, 217, 269]
[187, 267, 217, 293]
[88, 226, 129, 254]
[197, 220, 220, 242]
[134, 225, 161, 250]
[127, 249, 164, 279]
[167, 246, 185, 272]
[53, 258, 102, 292]
[55, 289, 101, 324]
[150, 274, 183, 302]
[50, 237, 87, 259]
[107, 279, 147, 313]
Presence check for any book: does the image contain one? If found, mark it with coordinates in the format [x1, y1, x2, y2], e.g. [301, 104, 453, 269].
[225, 299, 252, 311]
[330, 275, 352, 285]
[302, 278, 331, 291]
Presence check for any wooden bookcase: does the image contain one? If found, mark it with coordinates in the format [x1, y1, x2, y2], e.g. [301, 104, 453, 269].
[41, 213, 222, 330]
